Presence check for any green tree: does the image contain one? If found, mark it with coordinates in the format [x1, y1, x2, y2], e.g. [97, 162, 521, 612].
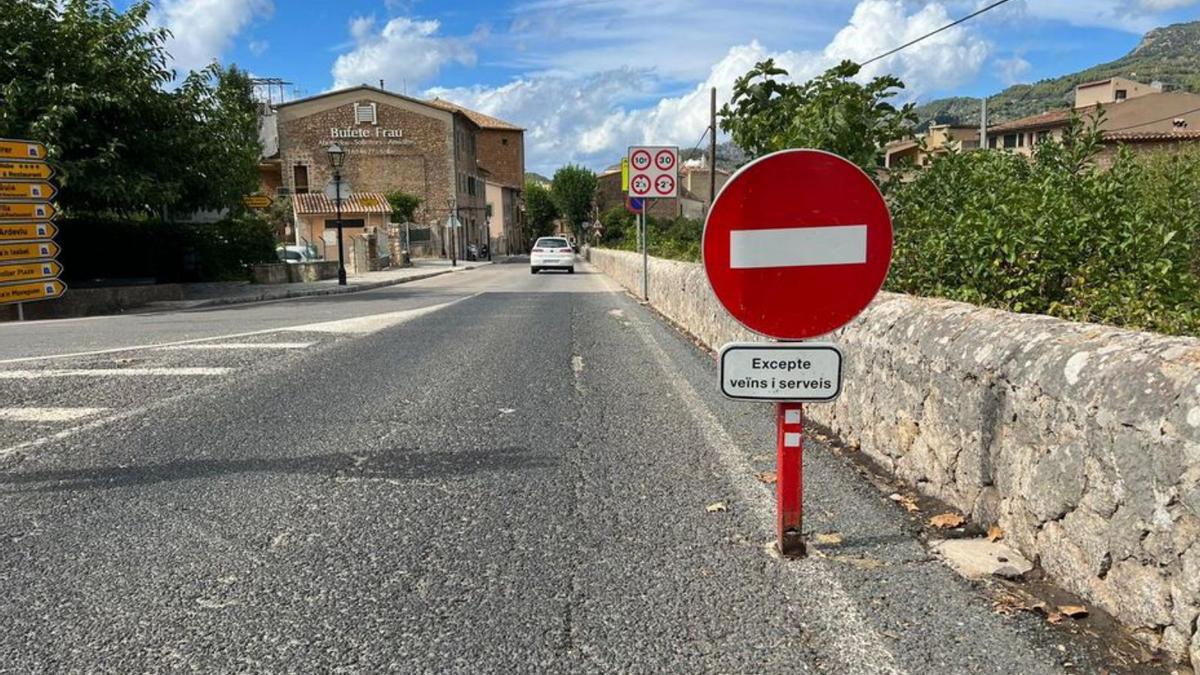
[719, 59, 917, 173]
[386, 191, 422, 223]
[524, 181, 558, 240]
[550, 164, 597, 241]
[0, 0, 261, 216]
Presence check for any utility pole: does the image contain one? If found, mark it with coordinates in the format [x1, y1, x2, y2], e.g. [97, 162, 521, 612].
[709, 87, 718, 209]
[980, 97, 988, 150]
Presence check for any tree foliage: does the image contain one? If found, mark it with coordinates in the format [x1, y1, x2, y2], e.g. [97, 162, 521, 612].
[0, 0, 261, 216]
[386, 191, 422, 223]
[550, 164, 597, 240]
[719, 59, 917, 173]
[524, 181, 557, 240]
[889, 115, 1200, 335]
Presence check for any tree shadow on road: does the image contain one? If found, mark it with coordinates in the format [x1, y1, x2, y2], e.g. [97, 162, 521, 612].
[0, 446, 556, 493]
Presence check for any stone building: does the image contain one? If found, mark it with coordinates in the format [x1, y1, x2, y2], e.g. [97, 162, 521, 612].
[260, 85, 521, 261]
[428, 98, 527, 255]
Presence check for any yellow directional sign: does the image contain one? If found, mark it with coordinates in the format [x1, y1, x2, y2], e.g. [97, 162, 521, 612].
[0, 240, 60, 263]
[0, 279, 66, 305]
[243, 195, 272, 209]
[0, 222, 57, 241]
[621, 158, 629, 192]
[0, 139, 47, 161]
[0, 181, 56, 201]
[0, 202, 56, 220]
[0, 260, 62, 285]
[0, 161, 54, 180]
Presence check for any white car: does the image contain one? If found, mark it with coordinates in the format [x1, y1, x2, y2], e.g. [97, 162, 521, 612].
[530, 237, 575, 274]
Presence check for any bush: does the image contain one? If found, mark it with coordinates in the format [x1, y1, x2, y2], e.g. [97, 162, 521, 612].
[888, 116, 1200, 335]
[57, 215, 277, 284]
[597, 208, 703, 263]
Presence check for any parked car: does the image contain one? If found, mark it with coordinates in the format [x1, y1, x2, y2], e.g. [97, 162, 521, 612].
[530, 237, 575, 274]
[276, 245, 317, 264]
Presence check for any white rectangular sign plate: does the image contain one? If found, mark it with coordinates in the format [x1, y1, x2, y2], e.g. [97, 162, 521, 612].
[719, 342, 843, 402]
[730, 225, 867, 269]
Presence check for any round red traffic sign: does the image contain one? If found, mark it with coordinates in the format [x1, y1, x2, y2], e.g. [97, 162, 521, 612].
[631, 149, 652, 171]
[654, 174, 675, 196]
[702, 149, 892, 340]
[655, 149, 676, 171]
[630, 174, 651, 196]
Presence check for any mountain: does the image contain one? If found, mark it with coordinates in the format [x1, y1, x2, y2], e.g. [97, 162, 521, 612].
[524, 172, 551, 185]
[914, 21, 1200, 128]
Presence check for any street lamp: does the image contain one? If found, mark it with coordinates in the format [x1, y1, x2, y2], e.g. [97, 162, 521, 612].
[446, 198, 457, 267]
[327, 142, 347, 285]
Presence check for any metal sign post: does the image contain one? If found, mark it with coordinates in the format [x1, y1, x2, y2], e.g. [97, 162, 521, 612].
[627, 146, 677, 303]
[703, 149, 894, 558]
[641, 199, 648, 301]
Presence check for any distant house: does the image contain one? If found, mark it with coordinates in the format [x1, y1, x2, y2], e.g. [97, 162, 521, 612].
[986, 78, 1200, 159]
[884, 124, 982, 169]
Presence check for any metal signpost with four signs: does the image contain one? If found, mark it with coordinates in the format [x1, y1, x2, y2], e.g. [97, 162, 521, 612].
[702, 149, 893, 557]
[0, 138, 64, 317]
[626, 145, 678, 299]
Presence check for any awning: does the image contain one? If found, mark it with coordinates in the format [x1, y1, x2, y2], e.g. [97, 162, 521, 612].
[293, 192, 393, 215]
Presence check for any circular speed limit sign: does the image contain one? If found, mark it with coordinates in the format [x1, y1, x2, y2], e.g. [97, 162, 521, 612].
[631, 149, 652, 171]
[630, 174, 651, 195]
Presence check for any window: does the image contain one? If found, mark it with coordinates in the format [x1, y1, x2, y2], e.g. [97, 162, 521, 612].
[1003, 134, 1018, 149]
[501, 138, 508, 146]
[355, 102, 377, 125]
[1115, 89, 1128, 101]
[324, 219, 365, 229]
[293, 165, 309, 194]
[486, 203, 493, 217]
[1018, 134, 1025, 148]
[1037, 130, 1050, 144]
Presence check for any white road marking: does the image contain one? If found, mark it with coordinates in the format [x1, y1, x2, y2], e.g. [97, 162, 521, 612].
[730, 225, 868, 269]
[156, 342, 314, 351]
[278, 301, 461, 335]
[0, 367, 232, 379]
[0, 407, 107, 422]
[0, 295, 478, 365]
[616, 281, 904, 674]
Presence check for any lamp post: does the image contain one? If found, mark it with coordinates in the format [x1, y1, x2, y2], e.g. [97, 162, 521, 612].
[328, 142, 348, 285]
[446, 198, 457, 267]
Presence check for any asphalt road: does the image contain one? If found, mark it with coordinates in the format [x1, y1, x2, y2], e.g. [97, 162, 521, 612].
[0, 260, 1099, 672]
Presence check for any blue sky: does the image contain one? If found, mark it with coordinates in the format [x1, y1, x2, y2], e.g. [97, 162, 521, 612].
[136, 0, 1200, 173]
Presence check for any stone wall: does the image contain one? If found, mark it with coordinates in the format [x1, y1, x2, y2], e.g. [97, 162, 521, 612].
[587, 247, 1200, 665]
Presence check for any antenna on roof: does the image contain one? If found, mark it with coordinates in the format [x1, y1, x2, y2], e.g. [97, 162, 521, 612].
[380, 79, 385, 90]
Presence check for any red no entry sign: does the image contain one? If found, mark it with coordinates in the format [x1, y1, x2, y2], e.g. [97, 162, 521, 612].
[703, 149, 893, 340]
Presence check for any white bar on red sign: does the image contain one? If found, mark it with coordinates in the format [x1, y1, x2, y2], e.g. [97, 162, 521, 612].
[719, 342, 843, 402]
[729, 225, 867, 269]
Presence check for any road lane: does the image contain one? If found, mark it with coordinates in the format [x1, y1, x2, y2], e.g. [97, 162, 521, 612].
[0, 262, 1088, 671]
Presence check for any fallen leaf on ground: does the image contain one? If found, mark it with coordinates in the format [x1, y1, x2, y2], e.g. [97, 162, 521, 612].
[705, 502, 727, 513]
[815, 532, 843, 545]
[929, 513, 965, 529]
[755, 471, 777, 485]
[1057, 605, 1088, 619]
[987, 525, 1004, 542]
[1047, 611, 1065, 625]
[889, 493, 920, 513]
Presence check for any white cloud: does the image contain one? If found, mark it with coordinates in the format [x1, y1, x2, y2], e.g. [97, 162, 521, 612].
[429, 0, 990, 174]
[1002, 0, 1200, 32]
[331, 16, 479, 90]
[151, 0, 273, 74]
[996, 55, 1031, 84]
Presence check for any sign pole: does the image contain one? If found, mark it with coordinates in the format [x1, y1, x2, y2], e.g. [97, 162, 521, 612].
[16, 302, 23, 322]
[776, 402, 805, 557]
[641, 199, 648, 301]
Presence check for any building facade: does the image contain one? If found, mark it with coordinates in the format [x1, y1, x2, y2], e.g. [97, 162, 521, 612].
[261, 85, 525, 262]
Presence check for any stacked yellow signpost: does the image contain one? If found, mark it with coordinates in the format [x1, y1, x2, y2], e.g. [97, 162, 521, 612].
[0, 138, 65, 315]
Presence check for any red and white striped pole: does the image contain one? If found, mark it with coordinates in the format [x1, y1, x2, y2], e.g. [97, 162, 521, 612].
[776, 402, 805, 557]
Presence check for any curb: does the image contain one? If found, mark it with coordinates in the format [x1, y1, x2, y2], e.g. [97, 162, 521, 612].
[162, 262, 491, 312]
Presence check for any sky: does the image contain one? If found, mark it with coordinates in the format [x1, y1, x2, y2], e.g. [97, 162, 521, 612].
[133, 0, 1200, 174]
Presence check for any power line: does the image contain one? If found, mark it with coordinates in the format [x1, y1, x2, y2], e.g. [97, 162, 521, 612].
[859, 0, 1014, 67]
[688, 127, 710, 157]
